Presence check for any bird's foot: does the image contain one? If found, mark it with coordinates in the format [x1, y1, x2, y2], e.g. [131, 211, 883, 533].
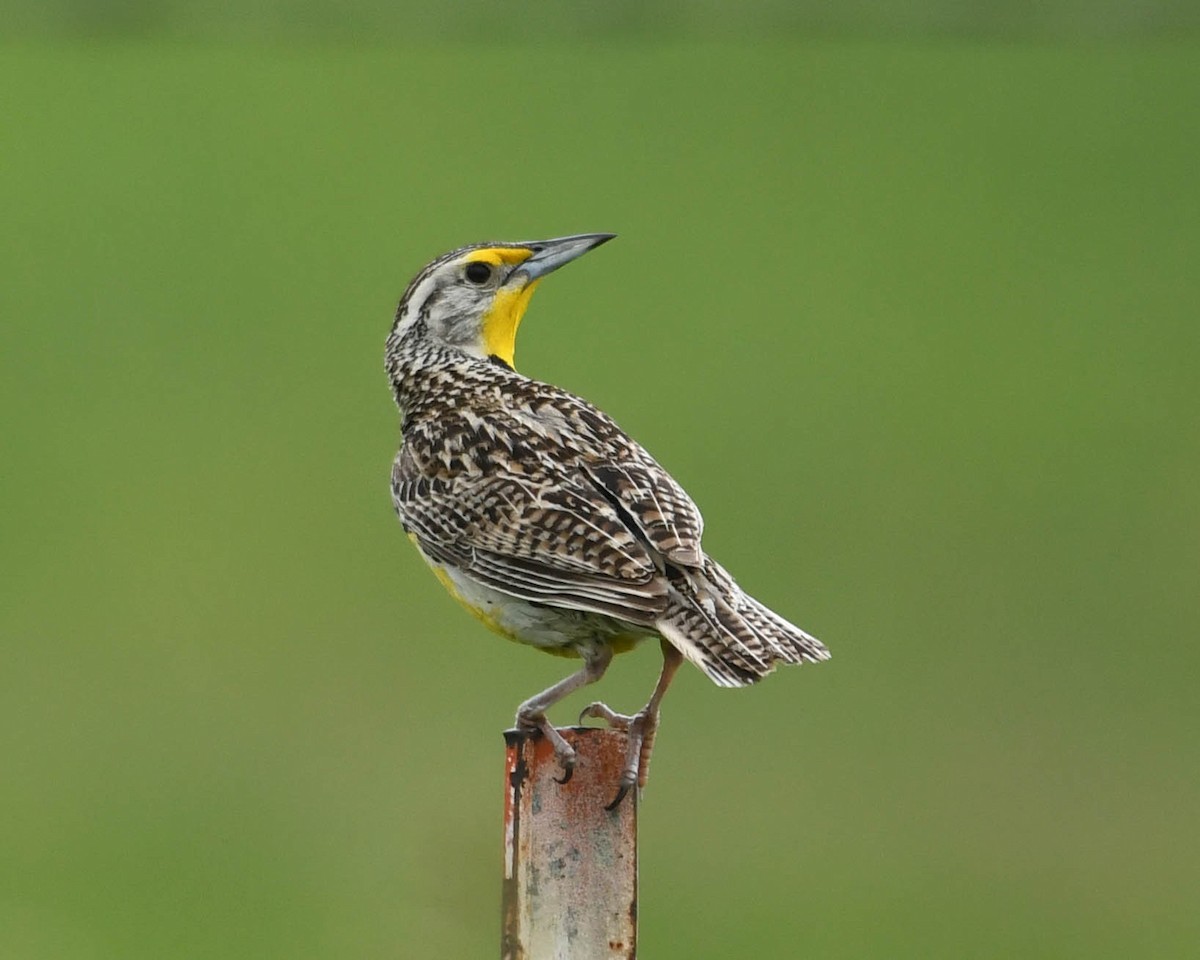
[578, 701, 633, 730]
[579, 702, 660, 809]
[515, 708, 577, 785]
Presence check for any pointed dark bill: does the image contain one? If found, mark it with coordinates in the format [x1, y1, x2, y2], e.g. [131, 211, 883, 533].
[516, 233, 616, 282]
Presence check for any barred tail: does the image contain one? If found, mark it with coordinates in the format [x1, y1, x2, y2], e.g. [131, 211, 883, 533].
[655, 557, 830, 688]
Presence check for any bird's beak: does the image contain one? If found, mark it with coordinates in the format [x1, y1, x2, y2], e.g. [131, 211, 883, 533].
[514, 233, 616, 283]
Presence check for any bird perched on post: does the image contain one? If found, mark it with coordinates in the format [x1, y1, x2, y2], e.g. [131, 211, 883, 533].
[385, 234, 829, 807]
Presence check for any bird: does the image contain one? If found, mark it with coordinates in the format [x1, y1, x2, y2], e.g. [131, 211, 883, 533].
[385, 233, 829, 807]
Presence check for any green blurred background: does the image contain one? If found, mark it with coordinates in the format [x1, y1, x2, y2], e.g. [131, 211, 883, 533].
[3, 3, 1198, 958]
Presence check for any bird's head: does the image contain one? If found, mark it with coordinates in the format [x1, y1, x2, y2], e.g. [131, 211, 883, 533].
[387, 233, 614, 371]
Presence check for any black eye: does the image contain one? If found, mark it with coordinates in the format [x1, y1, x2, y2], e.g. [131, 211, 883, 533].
[465, 262, 492, 285]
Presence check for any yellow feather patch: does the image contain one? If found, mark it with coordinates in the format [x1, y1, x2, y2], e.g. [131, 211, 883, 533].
[481, 279, 541, 368]
[457, 247, 540, 368]
[463, 247, 534, 268]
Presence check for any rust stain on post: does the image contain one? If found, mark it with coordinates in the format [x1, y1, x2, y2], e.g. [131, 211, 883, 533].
[502, 727, 637, 960]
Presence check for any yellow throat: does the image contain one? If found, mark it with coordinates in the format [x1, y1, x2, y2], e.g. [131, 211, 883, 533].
[465, 247, 541, 368]
[481, 281, 541, 368]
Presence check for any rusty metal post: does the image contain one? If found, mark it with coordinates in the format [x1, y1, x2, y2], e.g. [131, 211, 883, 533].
[502, 726, 637, 960]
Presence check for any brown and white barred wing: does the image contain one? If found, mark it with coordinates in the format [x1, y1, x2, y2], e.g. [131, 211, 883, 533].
[582, 461, 704, 567]
[512, 388, 707, 567]
[391, 441, 667, 623]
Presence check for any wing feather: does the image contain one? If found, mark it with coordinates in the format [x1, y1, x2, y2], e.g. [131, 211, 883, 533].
[393, 439, 667, 623]
[509, 395, 706, 567]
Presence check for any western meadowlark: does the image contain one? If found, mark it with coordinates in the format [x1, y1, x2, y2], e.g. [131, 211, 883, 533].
[385, 233, 829, 807]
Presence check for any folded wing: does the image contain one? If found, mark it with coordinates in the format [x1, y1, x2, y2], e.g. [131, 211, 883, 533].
[393, 441, 669, 623]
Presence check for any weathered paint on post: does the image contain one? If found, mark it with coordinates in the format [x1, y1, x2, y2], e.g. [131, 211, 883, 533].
[502, 726, 637, 960]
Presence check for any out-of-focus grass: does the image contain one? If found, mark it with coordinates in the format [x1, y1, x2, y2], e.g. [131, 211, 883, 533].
[3, 1, 1198, 40]
[1, 39, 1198, 959]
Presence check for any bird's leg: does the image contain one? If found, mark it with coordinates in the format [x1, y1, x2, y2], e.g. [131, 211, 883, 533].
[514, 644, 613, 785]
[579, 639, 685, 809]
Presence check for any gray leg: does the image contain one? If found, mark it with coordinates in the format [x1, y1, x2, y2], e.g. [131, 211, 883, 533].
[515, 643, 613, 784]
[579, 639, 685, 808]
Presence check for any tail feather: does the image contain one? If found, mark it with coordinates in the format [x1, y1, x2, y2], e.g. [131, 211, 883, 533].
[740, 593, 830, 665]
[655, 556, 829, 687]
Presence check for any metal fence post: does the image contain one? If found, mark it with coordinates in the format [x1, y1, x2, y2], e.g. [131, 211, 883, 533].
[502, 726, 637, 959]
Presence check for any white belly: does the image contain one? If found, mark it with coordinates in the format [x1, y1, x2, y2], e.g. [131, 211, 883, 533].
[416, 546, 651, 652]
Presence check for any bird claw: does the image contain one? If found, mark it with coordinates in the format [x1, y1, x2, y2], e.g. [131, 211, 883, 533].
[516, 710, 577, 785]
[605, 782, 632, 811]
[580, 703, 659, 807]
[519, 643, 679, 808]
[578, 701, 633, 730]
